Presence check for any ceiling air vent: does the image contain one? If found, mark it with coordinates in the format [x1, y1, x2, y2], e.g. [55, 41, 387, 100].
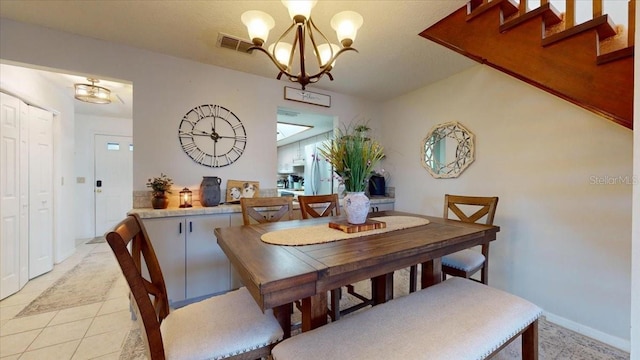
[217, 33, 254, 54]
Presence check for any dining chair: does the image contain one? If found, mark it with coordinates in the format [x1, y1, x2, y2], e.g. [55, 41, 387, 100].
[298, 194, 373, 321]
[240, 196, 298, 333]
[240, 196, 294, 225]
[106, 213, 284, 360]
[409, 194, 499, 292]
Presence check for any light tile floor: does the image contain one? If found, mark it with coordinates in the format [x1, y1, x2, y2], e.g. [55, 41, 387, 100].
[1, 239, 632, 360]
[0, 241, 134, 360]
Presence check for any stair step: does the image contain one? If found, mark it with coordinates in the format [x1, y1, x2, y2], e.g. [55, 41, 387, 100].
[466, 0, 519, 22]
[500, 2, 562, 33]
[542, 15, 618, 47]
[597, 46, 634, 65]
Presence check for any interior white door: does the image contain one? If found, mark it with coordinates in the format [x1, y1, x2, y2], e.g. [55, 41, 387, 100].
[94, 135, 132, 236]
[0, 93, 26, 299]
[18, 98, 29, 289]
[28, 105, 53, 279]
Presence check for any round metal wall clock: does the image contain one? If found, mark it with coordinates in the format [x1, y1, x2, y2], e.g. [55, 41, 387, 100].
[178, 104, 247, 167]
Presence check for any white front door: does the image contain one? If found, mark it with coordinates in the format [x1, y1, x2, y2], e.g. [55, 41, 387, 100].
[94, 135, 132, 236]
[28, 105, 53, 279]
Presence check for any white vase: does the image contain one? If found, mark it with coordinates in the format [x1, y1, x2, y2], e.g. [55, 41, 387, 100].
[343, 192, 370, 224]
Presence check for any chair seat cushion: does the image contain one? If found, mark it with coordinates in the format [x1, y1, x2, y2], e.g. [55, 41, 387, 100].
[161, 287, 284, 360]
[442, 249, 485, 272]
[272, 277, 541, 360]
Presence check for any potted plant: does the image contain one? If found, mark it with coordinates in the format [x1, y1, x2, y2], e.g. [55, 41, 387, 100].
[146, 173, 173, 209]
[320, 122, 385, 224]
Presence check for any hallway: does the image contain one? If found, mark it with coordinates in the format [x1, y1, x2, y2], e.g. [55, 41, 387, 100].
[0, 240, 135, 359]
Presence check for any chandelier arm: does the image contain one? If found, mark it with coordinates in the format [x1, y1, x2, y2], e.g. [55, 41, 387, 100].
[296, 23, 307, 82]
[316, 47, 358, 74]
[273, 22, 297, 72]
[249, 46, 296, 78]
[307, 18, 333, 68]
[288, 28, 299, 72]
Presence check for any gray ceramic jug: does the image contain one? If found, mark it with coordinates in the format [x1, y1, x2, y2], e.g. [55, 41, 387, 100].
[199, 176, 221, 207]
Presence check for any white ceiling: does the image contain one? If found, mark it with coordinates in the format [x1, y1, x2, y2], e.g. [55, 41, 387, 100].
[0, 0, 476, 119]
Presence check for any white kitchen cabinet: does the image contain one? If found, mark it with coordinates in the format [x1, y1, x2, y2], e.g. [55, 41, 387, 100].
[142, 217, 186, 303]
[142, 214, 232, 304]
[186, 215, 231, 299]
[370, 202, 395, 212]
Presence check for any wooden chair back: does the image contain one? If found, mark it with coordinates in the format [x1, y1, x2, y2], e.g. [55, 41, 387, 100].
[105, 213, 169, 359]
[240, 197, 294, 225]
[298, 194, 340, 219]
[443, 194, 498, 225]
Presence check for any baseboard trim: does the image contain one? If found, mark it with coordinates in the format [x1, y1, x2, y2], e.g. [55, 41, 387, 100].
[543, 311, 630, 352]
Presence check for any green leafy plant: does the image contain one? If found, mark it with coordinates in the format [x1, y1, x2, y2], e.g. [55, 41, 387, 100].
[320, 122, 385, 193]
[146, 173, 173, 196]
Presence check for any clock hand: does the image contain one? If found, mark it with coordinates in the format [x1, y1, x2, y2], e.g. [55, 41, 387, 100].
[192, 130, 212, 136]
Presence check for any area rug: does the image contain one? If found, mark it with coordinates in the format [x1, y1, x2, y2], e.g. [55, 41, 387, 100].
[17, 249, 120, 317]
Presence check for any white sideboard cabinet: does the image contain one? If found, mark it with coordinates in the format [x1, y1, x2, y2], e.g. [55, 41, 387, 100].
[142, 214, 233, 304]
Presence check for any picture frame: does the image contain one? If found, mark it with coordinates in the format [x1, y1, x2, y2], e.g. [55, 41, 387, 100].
[225, 180, 260, 203]
[284, 86, 331, 107]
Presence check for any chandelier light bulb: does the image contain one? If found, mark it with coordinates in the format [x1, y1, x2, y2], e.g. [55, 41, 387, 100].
[330, 11, 363, 47]
[241, 10, 275, 46]
[268, 42, 293, 67]
[317, 43, 340, 67]
[281, 0, 317, 22]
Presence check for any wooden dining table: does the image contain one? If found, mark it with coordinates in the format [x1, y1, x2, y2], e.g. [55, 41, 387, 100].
[214, 210, 500, 337]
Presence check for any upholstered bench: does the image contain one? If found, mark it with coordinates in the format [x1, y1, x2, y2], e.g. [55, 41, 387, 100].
[272, 277, 542, 360]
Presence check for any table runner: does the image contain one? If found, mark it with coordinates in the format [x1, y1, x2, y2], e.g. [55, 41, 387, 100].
[261, 216, 430, 246]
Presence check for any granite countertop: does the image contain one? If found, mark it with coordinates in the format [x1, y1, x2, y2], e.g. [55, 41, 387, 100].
[129, 196, 395, 219]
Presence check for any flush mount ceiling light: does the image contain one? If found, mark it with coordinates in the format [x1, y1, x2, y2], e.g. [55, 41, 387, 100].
[74, 78, 111, 104]
[242, 0, 362, 90]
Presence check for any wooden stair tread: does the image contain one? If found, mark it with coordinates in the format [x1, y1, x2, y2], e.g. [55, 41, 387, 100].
[597, 46, 634, 65]
[500, 2, 562, 33]
[466, 0, 519, 22]
[542, 15, 618, 47]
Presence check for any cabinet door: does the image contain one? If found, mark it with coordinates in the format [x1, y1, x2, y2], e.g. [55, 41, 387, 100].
[142, 218, 186, 303]
[186, 215, 231, 298]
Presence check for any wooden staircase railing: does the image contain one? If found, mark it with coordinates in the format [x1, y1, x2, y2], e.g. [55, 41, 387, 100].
[421, 0, 634, 130]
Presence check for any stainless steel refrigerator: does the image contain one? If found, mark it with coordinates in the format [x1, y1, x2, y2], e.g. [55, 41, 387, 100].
[304, 143, 334, 195]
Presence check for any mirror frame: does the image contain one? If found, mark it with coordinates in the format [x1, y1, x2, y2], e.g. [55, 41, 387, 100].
[421, 121, 475, 179]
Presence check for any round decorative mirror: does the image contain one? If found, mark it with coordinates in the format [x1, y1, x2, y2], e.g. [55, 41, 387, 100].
[421, 121, 475, 179]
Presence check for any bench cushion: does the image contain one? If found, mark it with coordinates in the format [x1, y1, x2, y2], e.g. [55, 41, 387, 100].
[272, 277, 541, 360]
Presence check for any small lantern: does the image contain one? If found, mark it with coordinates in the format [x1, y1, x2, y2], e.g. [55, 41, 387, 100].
[179, 187, 192, 208]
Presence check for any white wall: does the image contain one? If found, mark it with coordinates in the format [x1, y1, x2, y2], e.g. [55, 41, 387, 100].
[631, 3, 640, 358]
[382, 64, 633, 348]
[74, 115, 132, 240]
[0, 18, 380, 258]
[0, 63, 76, 263]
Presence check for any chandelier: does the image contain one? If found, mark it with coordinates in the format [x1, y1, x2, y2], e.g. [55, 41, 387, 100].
[241, 1, 362, 90]
[74, 78, 111, 104]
